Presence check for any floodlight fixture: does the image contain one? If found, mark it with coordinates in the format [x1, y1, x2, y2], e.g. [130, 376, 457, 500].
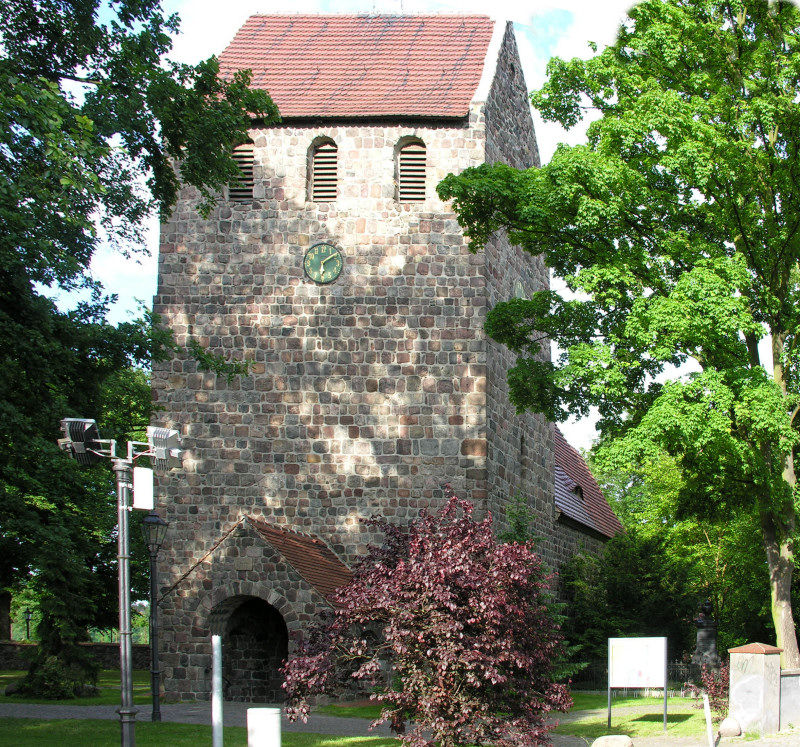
[59, 418, 103, 465]
[146, 426, 183, 472]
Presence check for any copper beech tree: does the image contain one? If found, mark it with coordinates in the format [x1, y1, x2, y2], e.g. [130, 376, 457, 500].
[282, 489, 571, 747]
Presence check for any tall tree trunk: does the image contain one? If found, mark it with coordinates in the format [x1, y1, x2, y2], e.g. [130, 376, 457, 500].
[761, 512, 800, 669]
[769, 334, 799, 667]
[0, 591, 10, 641]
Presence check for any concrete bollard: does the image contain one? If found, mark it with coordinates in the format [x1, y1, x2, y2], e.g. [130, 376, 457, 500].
[247, 707, 281, 747]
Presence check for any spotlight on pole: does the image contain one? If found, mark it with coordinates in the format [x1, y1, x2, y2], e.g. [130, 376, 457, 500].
[58, 417, 184, 747]
[58, 418, 103, 465]
[146, 426, 183, 472]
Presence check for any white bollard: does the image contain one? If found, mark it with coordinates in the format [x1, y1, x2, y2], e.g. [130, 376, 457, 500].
[212, 634, 224, 747]
[247, 707, 282, 746]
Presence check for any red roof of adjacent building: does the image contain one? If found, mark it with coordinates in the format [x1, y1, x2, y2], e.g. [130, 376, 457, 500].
[554, 427, 623, 539]
[247, 517, 352, 602]
[217, 14, 495, 118]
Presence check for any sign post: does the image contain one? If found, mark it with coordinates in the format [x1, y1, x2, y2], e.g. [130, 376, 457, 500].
[608, 637, 668, 732]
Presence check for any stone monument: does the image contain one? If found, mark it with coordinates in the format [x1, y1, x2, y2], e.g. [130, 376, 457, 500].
[691, 599, 722, 678]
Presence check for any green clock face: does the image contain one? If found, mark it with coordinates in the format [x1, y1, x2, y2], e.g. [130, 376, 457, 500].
[304, 243, 343, 284]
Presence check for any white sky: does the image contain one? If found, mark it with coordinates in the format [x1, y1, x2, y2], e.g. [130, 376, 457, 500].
[84, 0, 638, 450]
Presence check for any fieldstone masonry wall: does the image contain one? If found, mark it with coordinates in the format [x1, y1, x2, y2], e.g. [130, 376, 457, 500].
[152, 26, 569, 702]
[157, 521, 329, 701]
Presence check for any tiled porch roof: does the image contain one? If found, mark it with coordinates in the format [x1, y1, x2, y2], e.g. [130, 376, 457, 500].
[248, 516, 352, 601]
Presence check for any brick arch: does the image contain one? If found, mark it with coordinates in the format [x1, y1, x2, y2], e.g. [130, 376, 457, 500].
[205, 590, 292, 702]
[202, 582, 300, 637]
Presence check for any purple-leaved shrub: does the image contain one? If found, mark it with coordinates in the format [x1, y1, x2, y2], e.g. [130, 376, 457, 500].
[282, 487, 572, 747]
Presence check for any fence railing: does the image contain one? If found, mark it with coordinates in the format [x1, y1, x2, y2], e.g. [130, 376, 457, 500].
[570, 659, 692, 693]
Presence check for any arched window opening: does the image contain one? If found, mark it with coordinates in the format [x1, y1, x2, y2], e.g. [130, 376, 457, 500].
[229, 141, 255, 201]
[310, 140, 338, 202]
[397, 140, 426, 202]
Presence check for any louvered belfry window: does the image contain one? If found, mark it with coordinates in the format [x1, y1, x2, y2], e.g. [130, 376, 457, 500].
[311, 141, 338, 202]
[398, 141, 426, 202]
[229, 142, 254, 201]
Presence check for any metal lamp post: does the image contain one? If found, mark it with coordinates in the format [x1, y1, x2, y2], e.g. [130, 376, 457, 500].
[24, 608, 32, 640]
[58, 418, 182, 747]
[141, 511, 168, 722]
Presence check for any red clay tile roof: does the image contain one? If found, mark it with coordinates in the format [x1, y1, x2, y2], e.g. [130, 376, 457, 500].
[247, 516, 352, 602]
[554, 427, 623, 539]
[217, 14, 495, 118]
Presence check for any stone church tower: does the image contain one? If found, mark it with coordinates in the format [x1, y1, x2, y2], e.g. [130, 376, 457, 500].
[151, 14, 620, 702]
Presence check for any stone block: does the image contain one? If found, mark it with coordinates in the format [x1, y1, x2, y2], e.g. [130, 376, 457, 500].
[729, 643, 782, 735]
[780, 670, 800, 730]
[590, 738, 633, 747]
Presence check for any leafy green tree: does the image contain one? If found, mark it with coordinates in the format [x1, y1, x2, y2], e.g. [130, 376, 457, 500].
[438, 0, 800, 667]
[0, 0, 278, 694]
[582, 454, 773, 654]
[560, 529, 696, 668]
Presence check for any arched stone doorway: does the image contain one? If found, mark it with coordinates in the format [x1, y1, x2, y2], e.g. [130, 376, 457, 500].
[209, 595, 289, 702]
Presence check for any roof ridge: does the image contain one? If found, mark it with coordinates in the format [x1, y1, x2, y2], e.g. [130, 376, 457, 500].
[244, 12, 492, 18]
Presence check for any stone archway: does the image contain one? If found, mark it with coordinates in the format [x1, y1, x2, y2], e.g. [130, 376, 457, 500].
[208, 595, 289, 702]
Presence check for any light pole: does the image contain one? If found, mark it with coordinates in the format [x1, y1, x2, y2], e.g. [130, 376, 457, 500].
[141, 511, 168, 722]
[24, 608, 32, 640]
[58, 418, 182, 747]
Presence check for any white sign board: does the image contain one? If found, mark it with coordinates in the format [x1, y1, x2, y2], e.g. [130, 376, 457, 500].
[608, 637, 667, 689]
[608, 636, 668, 732]
[133, 466, 154, 510]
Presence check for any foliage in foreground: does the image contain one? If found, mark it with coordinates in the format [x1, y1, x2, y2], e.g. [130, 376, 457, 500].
[587, 455, 775, 654]
[0, 0, 277, 695]
[283, 490, 571, 747]
[685, 661, 730, 722]
[560, 529, 697, 666]
[438, 0, 800, 668]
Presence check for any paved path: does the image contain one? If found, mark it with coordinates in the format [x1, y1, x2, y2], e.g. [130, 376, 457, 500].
[2, 701, 800, 746]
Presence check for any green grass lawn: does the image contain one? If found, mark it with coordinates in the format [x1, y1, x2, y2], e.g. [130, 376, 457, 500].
[1, 672, 707, 744]
[554, 709, 706, 740]
[0, 719, 399, 747]
[556, 692, 707, 741]
[317, 702, 385, 720]
[570, 691, 691, 711]
[0, 670, 151, 706]
[317, 692, 699, 721]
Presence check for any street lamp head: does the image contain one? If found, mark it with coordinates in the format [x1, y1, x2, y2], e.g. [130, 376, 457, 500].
[141, 511, 169, 556]
[146, 426, 183, 472]
[58, 418, 103, 465]
[24, 608, 32, 622]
